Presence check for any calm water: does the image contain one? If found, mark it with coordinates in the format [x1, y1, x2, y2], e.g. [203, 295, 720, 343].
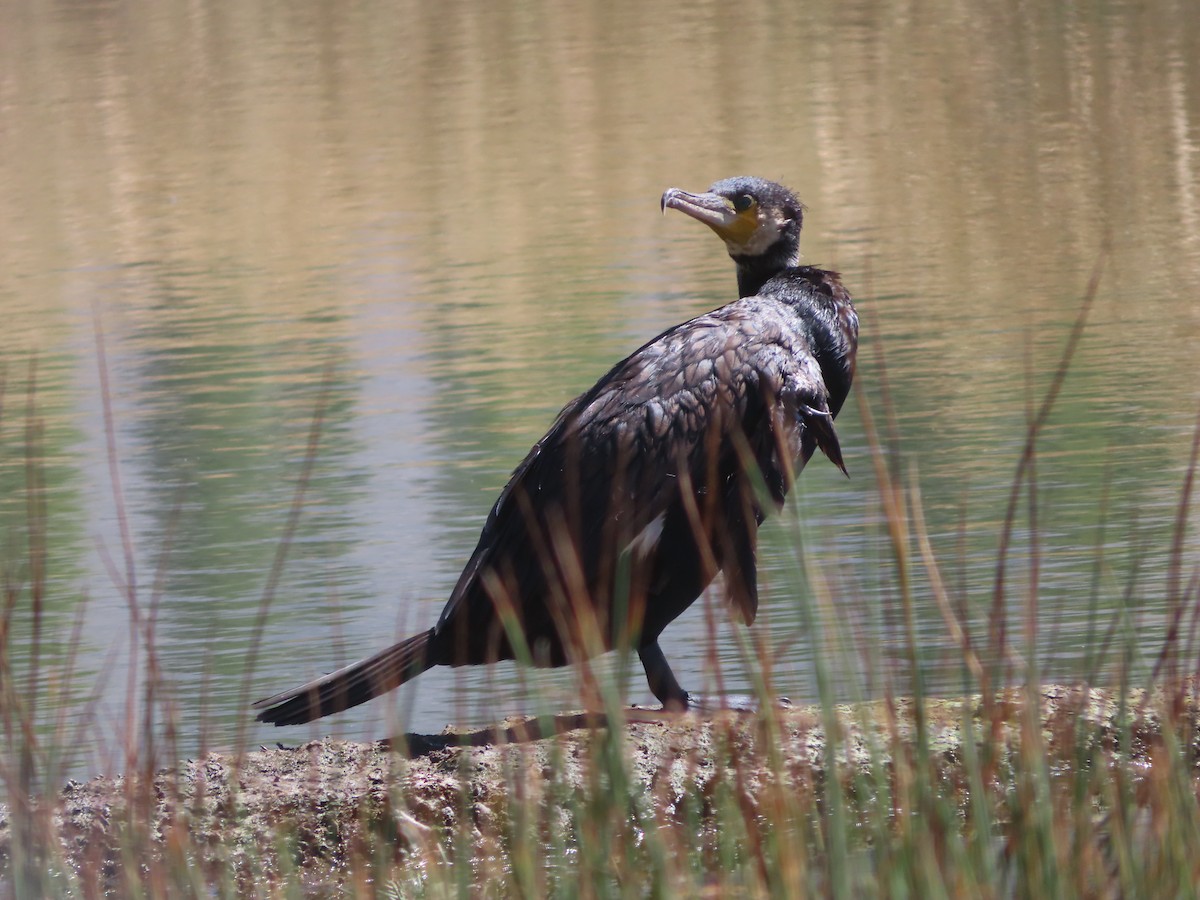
[2, 0, 1198, 775]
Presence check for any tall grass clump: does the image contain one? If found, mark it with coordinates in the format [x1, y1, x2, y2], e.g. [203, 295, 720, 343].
[3, 264, 1200, 896]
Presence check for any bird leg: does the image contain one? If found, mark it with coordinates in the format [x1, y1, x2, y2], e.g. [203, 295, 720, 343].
[637, 641, 795, 714]
[638, 641, 691, 711]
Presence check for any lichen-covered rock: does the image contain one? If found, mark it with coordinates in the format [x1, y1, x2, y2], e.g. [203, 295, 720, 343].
[1, 684, 1194, 893]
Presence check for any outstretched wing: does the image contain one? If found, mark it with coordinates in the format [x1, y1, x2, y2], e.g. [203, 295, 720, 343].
[435, 297, 843, 649]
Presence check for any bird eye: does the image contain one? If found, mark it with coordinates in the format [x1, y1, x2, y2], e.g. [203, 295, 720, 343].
[732, 194, 755, 212]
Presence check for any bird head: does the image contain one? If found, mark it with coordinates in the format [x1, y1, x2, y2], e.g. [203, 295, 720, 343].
[661, 176, 804, 270]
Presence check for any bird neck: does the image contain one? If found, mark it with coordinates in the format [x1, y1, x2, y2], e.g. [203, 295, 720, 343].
[732, 244, 799, 297]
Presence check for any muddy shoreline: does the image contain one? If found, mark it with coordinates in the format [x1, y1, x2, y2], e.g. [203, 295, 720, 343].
[3, 684, 1192, 888]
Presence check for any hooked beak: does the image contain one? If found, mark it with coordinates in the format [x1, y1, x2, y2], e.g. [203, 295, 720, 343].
[661, 187, 757, 245]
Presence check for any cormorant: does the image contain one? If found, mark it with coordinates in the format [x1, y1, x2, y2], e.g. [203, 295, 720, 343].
[254, 176, 858, 725]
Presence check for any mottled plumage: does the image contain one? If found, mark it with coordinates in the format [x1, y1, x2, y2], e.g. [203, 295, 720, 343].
[255, 177, 857, 725]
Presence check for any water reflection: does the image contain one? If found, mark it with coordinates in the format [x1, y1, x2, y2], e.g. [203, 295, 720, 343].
[0, 0, 1198, 773]
[116, 264, 367, 723]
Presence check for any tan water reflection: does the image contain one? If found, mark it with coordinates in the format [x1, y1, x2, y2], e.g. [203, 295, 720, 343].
[1, 1, 1198, 769]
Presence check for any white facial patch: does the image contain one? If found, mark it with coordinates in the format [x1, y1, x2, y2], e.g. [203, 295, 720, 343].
[724, 209, 790, 257]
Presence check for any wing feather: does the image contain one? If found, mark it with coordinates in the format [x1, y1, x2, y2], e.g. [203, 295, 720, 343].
[435, 298, 841, 649]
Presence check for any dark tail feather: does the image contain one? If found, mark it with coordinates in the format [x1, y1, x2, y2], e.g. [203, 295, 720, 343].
[253, 629, 436, 726]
